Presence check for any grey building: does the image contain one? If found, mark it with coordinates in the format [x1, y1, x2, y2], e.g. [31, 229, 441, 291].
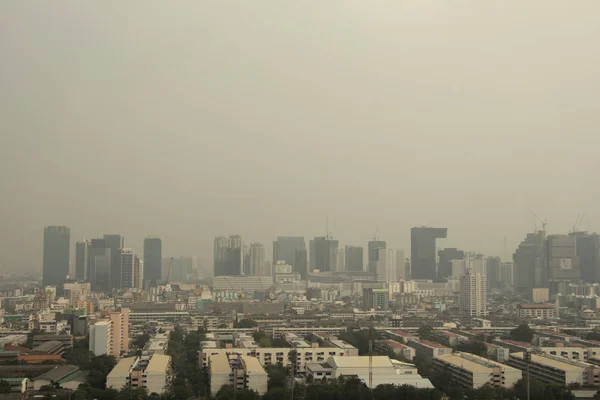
[513, 231, 547, 295]
[345, 246, 364, 272]
[213, 235, 243, 276]
[89, 238, 111, 292]
[42, 226, 70, 288]
[437, 248, 464, 281]
[103, 234, 124, 290]
[411, 227, 447, 280]
[143, 237, 162, 284]
[310, 236, 338, 272]
[571, 232, 600, 283]
[547, 234, 580, 281]
[273, 237, 306, 274]
[75, 240, 90, 281]
[368, 240, 386, 273]
[485, 256, 502, 290]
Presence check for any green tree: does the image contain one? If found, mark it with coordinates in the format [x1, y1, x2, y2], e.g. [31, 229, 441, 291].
[235, 319, 258, 328]
[510, 324, 535, 343]
[133, 333, 151, 349]
[456, 340, 488, 357]
[418, 324, 433, 340]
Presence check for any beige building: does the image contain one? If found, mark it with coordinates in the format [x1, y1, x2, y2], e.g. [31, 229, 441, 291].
[517, 303, 558, 319]
[89, 308, 129, 358]
[407, 339, 452, 366]
[109, 308, 130, 358]
[459, 269, 487, 317]
[508, 353, 600, 386]
[209, 353, 268, 396]
[433, 352, 521, 389]
[106, 354, 172, 395]
[89, 320, 113, 356]
[532, 288, 550, 303]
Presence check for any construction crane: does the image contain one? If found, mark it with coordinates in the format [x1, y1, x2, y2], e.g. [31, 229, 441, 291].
[572, 213, 585, 233]
[531, 211, 548, 232]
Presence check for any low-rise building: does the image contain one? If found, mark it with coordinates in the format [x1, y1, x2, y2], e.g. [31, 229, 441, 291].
[106, 354, 172, 394]
[433, 352, 521, 389]
[306, 356, 433, 389]
[33, 365, 80, 391]
[209, 353, 268, 396]
[517, 304, 558, 319]
[374, 340, 415, 361]
[508, 353, 600, 386]
[407, 339, 452, 366]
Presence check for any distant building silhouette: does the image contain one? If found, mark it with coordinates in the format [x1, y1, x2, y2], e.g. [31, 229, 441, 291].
[120, 248, 142, 289]
[437, 248, 464, 281]
[75, 240, 90, 281]
[249, 243, 265, 276]
[43, 226, 70, 289]
[273, 237, 306, 275]
[213, 235, 243, 276]
[411, 227, 447, 280]
[367, 240, 386, 274]
[571, 232, 600, 283]
[547, 234, 580, 281]
[103, 234, 124, 290]
[143, 237, 162, 284]
[310, 236, 338, 272]
[345, 246, 364, 272]
[89, 238, 111, 292]
[513, 230, 546, 296]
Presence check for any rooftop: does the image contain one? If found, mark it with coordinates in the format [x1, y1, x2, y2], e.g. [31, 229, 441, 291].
[35, 365, 79, 382]
[413, 339, 449, 349]
[145, 354, 170, 374]
[511, 352, 584, 372]
[376, 340, 406, 349]
[518, 304, 555, 309]
[240, 355, 267, 375]
[329, 356, 394, 369]
[210, 353, 231, 373]
[435, 354, 493, 373]
[107, 357, 138, 378]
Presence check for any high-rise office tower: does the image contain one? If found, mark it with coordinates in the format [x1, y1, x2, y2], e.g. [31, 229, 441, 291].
[103, 235, 124, 290]
[513, 231, 547, 295]
[437, 248, 464, 281]
[411, 227, 447, 280]
[547, 234, 580, 281]
[345, 246, 364, 272]
[43, 226, 70, 289]
[485, 256, 502, 289]
[120, 249, 142, 289]
[459, 269, 487, 317]
[89, 239, 111, 292]
[143, 237, 162, 284]
[500, 262, 514, 289]
[273, 237, 306, 274]
[75, 240, 90, 281]
[309, 236, 338, 272]
[571, 232, 600, 283]
[249, 243, 265, 276]
[295, 249, 308, 280]
[375, 249, 404, 282]
[336, 248, 346, 272]
[213, 235, 243, 276]
[368, 240, 386, 273]
[243, 245, 251, 275]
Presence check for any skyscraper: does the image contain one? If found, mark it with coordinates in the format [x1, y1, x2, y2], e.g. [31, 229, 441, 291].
[273, 237, 306, 274]
[368, 240, 386, 273]
[411, 227, 448, 280]
[89, 238, 111, 292]
[499, 262, 514, 289]
[547, 234, 580, 281]
[571, 232, 600, 283]
[309, 236, 338, 272]
[375, 248, 404, 282]
[363, 288, 389, 311]
[75, 240, 90, 281]
[513, 231, 547, 295]
[437, 248, 464, 281]
[103, 235, 124, 290]
[43, 226, 70, 288]
[120, 249, 142, 289]
[345, 246, 364, 272]
[249, 243, 265, 276]
[485, 256, 502, 289]
[459, 269, 487, 317]
[213, 235, 243, 276]
[143, 237, 162, 284]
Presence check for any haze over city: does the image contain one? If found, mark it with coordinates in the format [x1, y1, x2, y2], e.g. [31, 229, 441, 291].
[1, 1, 600, 273]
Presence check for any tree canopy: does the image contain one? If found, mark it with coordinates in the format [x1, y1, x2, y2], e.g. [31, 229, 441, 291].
[510, 324, 535, 343]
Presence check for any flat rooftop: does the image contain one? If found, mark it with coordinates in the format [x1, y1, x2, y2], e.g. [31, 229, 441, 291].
[146, 354, 170, 374]
[240, 355, 267, 375]
[511, 353, 584, 372]
[210, 353, 231, 373]
[107, 357, 138, 378]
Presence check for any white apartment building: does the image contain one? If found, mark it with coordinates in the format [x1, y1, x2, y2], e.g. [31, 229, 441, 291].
[209, 353, 268, 396]
[213, 276, 273, 292]
[89, 320, 113, 356]
[375, 249, 404, 283]
[460, 270, 487, 317]
[106, 354, 172, 394]
[517, 303, 558, 319]
[433, 352, 522, 389]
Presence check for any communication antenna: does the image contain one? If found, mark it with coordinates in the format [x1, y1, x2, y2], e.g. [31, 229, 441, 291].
[504, 236, 507, 261]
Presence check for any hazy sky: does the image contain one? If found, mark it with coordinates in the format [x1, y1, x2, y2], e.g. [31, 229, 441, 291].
[1, 1, 599, 273]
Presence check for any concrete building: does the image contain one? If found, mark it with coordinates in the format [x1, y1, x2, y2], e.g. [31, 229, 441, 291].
[63, 280, 91, 305]
[42, 226, 70, 289]
[106, 357, 138, 390]
[516, 303, 558, 319]
[273, 237, 307, 278]
[144, 354, 172, 395]
[547, 234, 581, 281]
[110, 308, 130, 358]
[408, 339, 452, 366]
[121, 249, 141, 289]
[374, 340, 415, 360]
[459, 269, 487, 317]
[437, 248, 464, 281]
[143, 237, 162, 284]
[368, 240, 386, 274]
[532, 288, 550, 303]
[310, 236, 339, 272]
[214, 235, 243, 276]
[104, 234, 125, 291]
[572, 232, 600, 283]
[75, 240, 90, 281]
[208, 353, 268, 396]
[88, 238, 111, 292]
[213, 276, 273, 292]
[508, 352, 600, 386]
[513, 231, 547, 296]
[89, 320, 113, 356]
[375, 249, 405, 282]
[363, 288, 388, 311]
[249, 243, 265, 276]
[306, 356, 433, 389]
[433, 352, 521, 389]
[499, 262, 514, 290]
[107, 354, 172, 394]
[485, 256, 502, 290]
[345, 246, 364, 272]
[411, 227, 447, 281]
[209, 353, 231, 395]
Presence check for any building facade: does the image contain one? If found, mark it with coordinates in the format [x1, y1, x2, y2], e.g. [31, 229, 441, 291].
[411, 227, 447, 280]
[43, 226, 70, 289]
[459, 269, 487, 317]
[143, 237, 162, 284]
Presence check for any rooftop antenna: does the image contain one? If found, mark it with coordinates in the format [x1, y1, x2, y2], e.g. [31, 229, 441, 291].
[504, 236, 507, 261]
